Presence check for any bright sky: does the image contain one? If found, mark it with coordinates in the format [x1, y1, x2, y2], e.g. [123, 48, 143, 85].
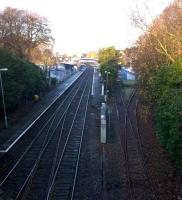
[1, 0, 173, 54]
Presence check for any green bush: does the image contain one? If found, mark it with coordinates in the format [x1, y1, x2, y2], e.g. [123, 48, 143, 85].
[100, 61, 118, 88]
[98, 47, 121, 89]
[151, 60, 182, 167]
[0, 48, 48, 109]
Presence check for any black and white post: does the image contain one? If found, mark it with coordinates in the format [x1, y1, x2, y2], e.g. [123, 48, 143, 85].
[104, 71, 110, 102]
[0, 68, 8, 128]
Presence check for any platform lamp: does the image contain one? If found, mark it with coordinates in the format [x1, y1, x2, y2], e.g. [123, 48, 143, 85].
[104, 71, 110, 101]
[0, 68, 8, 128]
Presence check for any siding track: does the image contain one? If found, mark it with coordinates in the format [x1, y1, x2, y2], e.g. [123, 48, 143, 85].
[115, 88, 158, 200]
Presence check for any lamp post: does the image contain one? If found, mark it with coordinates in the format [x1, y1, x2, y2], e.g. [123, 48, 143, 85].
[104, 71, 110, 101]
[0, 68, 8, 128]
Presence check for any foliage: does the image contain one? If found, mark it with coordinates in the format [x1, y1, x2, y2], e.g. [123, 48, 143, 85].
[150, 60, 182, 167]
[99, 60, 118, 85]
[0, 7, 54, 61]
[126, 1, 182, 95]
[98, 46, 121, 64]
[41, 49, 55, 67]
[127, 1, 182, 167]
[86, 51, 98, 59]
[0, 48, 48, 109]
[98, 47, 122, 88]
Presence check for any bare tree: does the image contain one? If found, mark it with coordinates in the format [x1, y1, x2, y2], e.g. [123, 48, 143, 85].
[129, 1, 182, 73]
[0, 7, 54, 60]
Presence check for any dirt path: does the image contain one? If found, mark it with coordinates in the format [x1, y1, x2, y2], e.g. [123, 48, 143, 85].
[137, 102, 182, 200]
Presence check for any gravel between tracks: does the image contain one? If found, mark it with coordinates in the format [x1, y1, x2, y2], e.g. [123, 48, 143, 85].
[0, 71, 181, 200]
[73, 79, 182, 200]
[73, 69, 102, 200]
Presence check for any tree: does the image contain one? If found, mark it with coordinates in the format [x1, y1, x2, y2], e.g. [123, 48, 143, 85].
[86, 51, 98, 59]
[150, 60, 182, 167]
[0, 7, 54, 60]
[29, 47, 43, 64]
[127, 1, 182, 98]
[98, 46, 121, 65]
[41, 49, 55, 67]
[98, 46, 122, 88]
[0, 48, 48, 109]
[128, 1, 182, 167]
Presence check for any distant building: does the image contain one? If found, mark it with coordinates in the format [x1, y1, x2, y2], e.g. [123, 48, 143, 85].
[118, 67, 136, 80]
[50, 68, 66, 82]
[50, 63, 75, 82]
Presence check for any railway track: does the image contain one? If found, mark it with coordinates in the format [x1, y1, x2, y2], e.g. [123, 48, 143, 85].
[0, 71, 86, 180]
[0, 68, 93, 200]
[46, 70, 92, 200]
[115, 87, 158, 200]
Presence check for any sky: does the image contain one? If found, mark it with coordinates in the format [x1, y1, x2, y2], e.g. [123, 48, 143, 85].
[1, 0, 173, 54]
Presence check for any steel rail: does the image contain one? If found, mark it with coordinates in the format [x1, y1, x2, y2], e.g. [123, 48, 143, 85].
[18, 71, 92, 200]
[124, 114, 135, 200]
[119, 88, 158, 200]
[70, 73, 92, 200]
[46, 70, 93, 200]
[0, 70, 86, 153]
[0, 70, 89, 199]
[46, 113, 67, 192]
[114, 88, 136, 199]
[123, 89, 158, 200]
[133, 99, 159, 200]
[14, 70, 91, 200]
[114, 99, 134, 200]
[47, 69, 93, 191]
[46, 77, 91, 199]
[0, 70, 88, 188]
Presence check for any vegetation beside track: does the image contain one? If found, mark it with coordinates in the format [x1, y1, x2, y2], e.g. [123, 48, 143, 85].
[124, 1, 182, 168]
[150, 60, 182, 167]
[0, 48, 48, 110]
[98, 46, 122, 89]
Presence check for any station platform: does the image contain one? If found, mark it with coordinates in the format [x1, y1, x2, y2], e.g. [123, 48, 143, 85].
[0, 70, 84, 153]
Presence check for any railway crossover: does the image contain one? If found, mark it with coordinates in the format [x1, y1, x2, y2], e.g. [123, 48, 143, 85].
[0, 68, 93, 200]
